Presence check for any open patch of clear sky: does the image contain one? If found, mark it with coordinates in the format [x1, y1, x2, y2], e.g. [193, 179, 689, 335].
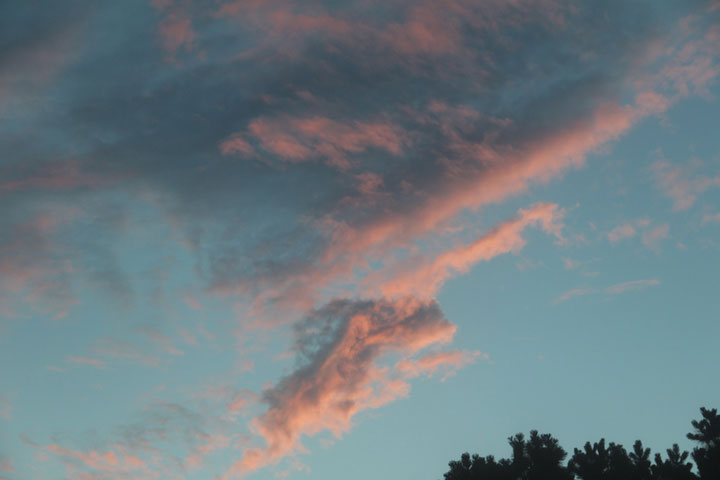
[1, 1, 719, 479]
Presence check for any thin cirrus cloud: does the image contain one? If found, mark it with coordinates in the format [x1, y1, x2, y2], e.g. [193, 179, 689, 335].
[555, 279, 661, 303]
[605, 279, 661, 295]
[1, 0, 719, 478]
[44, 444, 148, 478]
[65, 355, 106, 369]
[0, 395, 11, 421]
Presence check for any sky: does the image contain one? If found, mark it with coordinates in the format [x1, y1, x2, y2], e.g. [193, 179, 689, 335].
[1, 0, 720, 479]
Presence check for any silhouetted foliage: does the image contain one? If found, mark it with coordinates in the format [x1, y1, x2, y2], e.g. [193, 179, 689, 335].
[629, 440, 654, 480]
[651, 444, 696, 480]
[687, 407, 720, 480]
[568, 439, 636, 480]
[444, 431, 571, 480]
[522, 430, 573, 480]
[443, 407, 716, 480]
[444, 453, 514, 480]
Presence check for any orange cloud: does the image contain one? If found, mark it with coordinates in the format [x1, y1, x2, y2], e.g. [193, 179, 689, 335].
[321, 99, 658, 271]
[371, 203, 565, 298]
[222, 116, 408, 169]
[396, 349, 488, 381]
[216, 0, 569, 60]
[224, 297, 455, 478]
[45, 444, 147, 477]
[215, 93, 670, 330]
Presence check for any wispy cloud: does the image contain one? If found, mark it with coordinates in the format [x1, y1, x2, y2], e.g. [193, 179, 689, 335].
[556, 279, 660, 303]
[370, 203, 565, 298]
[608, 223, 637, 243]
[0, 395, 11, 420]
[641, 224, 670, 252]
[607, 219, 668, 251]
[605, 278, 661, 295]
[0, 455, 14, 474]
[66, 356, 106, 369]
[652, 155, 720, 211]
[555, 288, 597, 303]
[702, 212, 720, 224]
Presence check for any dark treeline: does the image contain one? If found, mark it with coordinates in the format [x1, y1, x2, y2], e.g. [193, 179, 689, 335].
[443, 407, 719, 480]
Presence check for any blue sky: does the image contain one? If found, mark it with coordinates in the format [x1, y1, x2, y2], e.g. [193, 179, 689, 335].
[1, 1, 720, 479]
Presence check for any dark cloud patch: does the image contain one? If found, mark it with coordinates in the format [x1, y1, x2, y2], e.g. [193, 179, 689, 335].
[1, 0, 717, 318]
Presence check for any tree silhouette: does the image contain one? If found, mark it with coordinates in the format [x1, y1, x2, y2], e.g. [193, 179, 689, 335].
[687, 407, 720, 480]
[444, 431, 571, 480]
[568, 439, 635, 480]
[651, 444, 697, 480]
[443, 453, 514, 480]
[629, 440, 653, 480]
[442, 406, 718, 480]
[569, 439, 611, 480]
[522, 430, 573, 480]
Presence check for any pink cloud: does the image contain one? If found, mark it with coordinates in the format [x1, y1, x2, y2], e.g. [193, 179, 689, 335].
[66, 356, 106, 368]
[607, 223, 637, 243]
[607, 218, 668, 251]
[45, 444, 147, 477]
[556, 279, 661, 302]
[0, 162, 108, 192]
[0, 455, 13, 474]
[562, 257, 581, 270]
[605, 278, 660, 295]
[321, 98, 657, 272]
[651, 158, 720, 211]
[206, 12, 717, 325]
[371, 203, 565, 298]
[216, 0, 569, 62]
[0, 212, 79, 319]
[396, 349, 488, 381]
[152, 0, 196, 57]
[213, 92, 672, 330]
[702, 212, 720, 224]
[226, 389, 259, 416]
[0, 395, 11, 421]
[223, 116, 408, 169]
[555, 288, 595, 303]
[220, 134, 255, 156]
[139, 328, 185, 356]
[642, 223, 669, 251]
[185, 433, 232, 470]
[91, 338, 163, 367]
[381, 4, 464, 56]
[635, 14, 720, 99]
[223, 297, 455, 478]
